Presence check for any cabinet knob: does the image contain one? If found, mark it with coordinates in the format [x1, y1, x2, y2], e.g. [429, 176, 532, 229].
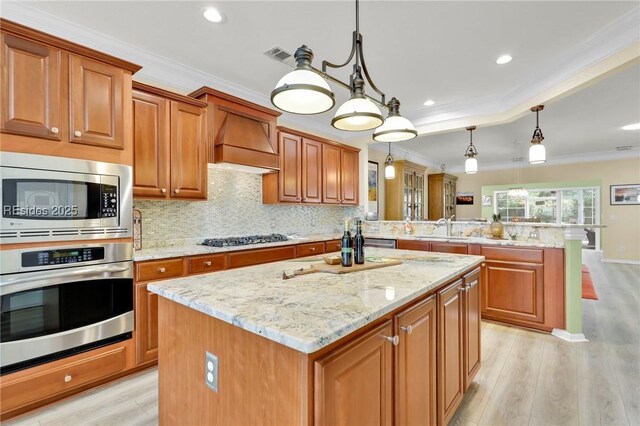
[401, 325, 413, 334]
[459, 286, 468, 292]
[310, 247, 316, 251]
[158, 267, 166, 273]
[74, 130, 82, 137]
[161, 188, 167, 194]
[64, 374, 72, 383]
[50, 127, 59, 134]
[205, 261, 212, 267]
[174, 189, 181, 194]
[481, 263, 486, 267]
[382, 335, 400, 346]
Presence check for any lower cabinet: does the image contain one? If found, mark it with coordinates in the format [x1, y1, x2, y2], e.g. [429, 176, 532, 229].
[463, 268, 481, 389]
[431, 242, 468, 255]
[135, 284, 158, 365]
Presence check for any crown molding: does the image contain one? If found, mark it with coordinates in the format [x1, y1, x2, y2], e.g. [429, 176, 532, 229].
[368, 143, 440, 170]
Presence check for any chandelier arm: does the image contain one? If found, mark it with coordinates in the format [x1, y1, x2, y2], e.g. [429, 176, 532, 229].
[322, 31, 358, 72]
[356, 34, 386, 104]
[309, 64, 387, 108]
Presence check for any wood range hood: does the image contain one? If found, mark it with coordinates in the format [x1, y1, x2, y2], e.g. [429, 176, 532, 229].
[190, 87, 282, 173]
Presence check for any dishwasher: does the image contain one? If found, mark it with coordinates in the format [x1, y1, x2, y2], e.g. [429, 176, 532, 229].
[364, 238, 397, 249]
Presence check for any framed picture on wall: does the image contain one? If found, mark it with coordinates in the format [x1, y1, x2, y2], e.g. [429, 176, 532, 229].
[367, 161, 379, 220]
[610, 183, 640, 205]
[482, 195, 492, 207]
[455, 192, 474, 205]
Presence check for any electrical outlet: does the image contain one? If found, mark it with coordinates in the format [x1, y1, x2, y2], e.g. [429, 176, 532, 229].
[205, 352, 218, 392]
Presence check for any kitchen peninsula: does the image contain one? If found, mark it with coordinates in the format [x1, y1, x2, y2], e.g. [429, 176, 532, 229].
[149, 248, 483, 425]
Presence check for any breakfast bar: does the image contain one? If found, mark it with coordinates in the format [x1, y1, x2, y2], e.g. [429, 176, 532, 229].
[149, 248, 484, 425]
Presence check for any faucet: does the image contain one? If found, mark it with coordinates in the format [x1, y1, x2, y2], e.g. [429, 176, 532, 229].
[436, 215, 455, 236]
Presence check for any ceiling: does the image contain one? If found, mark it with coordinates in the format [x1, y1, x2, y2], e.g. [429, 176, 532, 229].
[4, 1, 639, 169]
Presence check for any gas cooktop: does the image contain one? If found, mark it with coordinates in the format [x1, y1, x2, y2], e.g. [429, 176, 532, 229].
[201, 234, 289, 248]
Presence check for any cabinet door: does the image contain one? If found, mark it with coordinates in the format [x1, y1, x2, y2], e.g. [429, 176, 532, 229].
[437, 279, 465, 426]
[132, 90, 170, 198]
[431, 242, 468, 255]
[481, 260, 544, 325]
[464, 268, 481, 389]
[278, 132, 302, 202]
[169, 101, 207, 199]
[136, 284, 158, 365]
[315, 320, 393, 426]
[395, 296, 437, 426]
[414, 174, 424, 220]
[340, 148, 359, 205]
[1, 34, 62, 140]
[69, 54, 124, 149]
[322, 143, 341, 204]
[301, 138, 322, 203]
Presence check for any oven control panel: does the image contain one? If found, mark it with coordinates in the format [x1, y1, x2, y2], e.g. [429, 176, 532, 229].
[101, 184, 118, 218]
[22, 247, 106, 267]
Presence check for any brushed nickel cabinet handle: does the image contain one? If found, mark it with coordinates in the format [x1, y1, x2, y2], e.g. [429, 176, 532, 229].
[459, 286, 468, 292]
[161, 188, 167, 193]
[64, 374, 72, 383]
[50, 127, 59, 134]
[74, 130, 82, 137]
[205, 261, 212, 266]
[382, 335, 400, 346]
[401, 325, 413, 334]
[158, 267, 166, 273]
[468, 280, 478, 288]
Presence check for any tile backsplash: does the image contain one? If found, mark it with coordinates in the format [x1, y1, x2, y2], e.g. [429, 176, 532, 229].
[134, 165, 363, 248]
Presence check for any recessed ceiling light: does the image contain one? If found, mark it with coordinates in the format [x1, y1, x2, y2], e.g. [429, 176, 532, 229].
[423, 99, 435, 106]
[203, 7, 224, 23]
[622, 122, 640, 130]
[496, 54, 512, 65]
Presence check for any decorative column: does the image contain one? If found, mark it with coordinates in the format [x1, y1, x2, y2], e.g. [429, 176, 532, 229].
[552, 227, 588, 342]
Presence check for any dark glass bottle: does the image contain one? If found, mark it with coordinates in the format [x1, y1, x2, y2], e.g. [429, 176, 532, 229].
[341, 219, 353, 267]
[354, 220, 365, 264]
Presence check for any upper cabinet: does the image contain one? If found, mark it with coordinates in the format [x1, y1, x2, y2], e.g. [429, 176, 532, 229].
[0, 19, 141, 165]
[263, 127, 360, 206]
[428, 173, 457, 220]
[385, 160, 426, 221]
[132, 82, 207, 200]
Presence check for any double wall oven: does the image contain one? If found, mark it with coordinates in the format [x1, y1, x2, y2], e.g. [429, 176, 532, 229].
[0, 153, 134, 374]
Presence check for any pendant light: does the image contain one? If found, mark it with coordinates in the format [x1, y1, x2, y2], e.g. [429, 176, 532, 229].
[384, 143, 395, 179]
[529, 105, 546, 164]
[270, 0, 415, 137]
[271, 46, 335, 115]
[464, 126, 478, 174]
[373, 98, 418, 142]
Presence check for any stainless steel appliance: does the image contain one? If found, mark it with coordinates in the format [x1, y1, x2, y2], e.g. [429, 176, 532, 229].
[364, 238, 397, 249]
[1, 152, 132, 243]
[0, 242, 134, 374]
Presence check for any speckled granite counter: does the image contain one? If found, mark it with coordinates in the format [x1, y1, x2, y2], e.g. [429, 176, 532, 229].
[148, 248, 483, 353]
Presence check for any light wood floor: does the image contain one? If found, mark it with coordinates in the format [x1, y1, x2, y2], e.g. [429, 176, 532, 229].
[4, 251, 639, 426]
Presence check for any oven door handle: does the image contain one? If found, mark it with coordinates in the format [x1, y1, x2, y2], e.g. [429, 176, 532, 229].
[0, 264, 132, 296]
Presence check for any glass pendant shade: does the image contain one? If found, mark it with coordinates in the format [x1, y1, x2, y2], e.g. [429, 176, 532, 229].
[385, 163, 396, 179]
[529, 143, 546, 164]
[332, 96, 384, 131]
[271, 69, 335, 115]
[465, 157, 478, 174]
[373, 98, 417, 142]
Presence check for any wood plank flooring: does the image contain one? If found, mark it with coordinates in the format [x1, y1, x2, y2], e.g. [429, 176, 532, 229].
[4, 251, 638, 426]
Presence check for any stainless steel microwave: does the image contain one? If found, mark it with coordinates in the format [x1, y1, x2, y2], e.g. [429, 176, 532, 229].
[0, 152, 132, 243]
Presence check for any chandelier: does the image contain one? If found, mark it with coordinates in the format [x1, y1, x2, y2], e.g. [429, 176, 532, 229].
[270, 0, 417, 141]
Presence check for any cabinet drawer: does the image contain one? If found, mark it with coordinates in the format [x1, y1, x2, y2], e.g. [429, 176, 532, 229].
[227, 246, 296, 269]
[1, 347, 126, 412]
[136, 258, 184, 281]
[296, 242, 325, 257]
[325, 239, 341, 253]
[187, 254, 226, 275]
[431, 242, 468, 254]
[481, 246, 543, 263]
[397, 239, 431, 251]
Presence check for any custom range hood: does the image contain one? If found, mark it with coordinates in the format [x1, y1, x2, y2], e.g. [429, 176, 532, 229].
[190, 87, 282, 173]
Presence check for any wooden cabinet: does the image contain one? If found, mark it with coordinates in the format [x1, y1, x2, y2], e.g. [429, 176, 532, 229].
[302, 138, 323, 203]
[463, 268, 481, 389]
[136, 284, 158, 365]
[431, 242, 468, 255]
[314, 321, 394, 426]
[278, 132, 303, 202]
[227, 246, 296, 269]
[0, 20, 140, 164]
[325, 239, 341, 253]
[296, 242, 325, 257]
[385, 161, 427, 220]
[437, 279, 465, 426]
[322, 143, 341, 204]
[187, 254, 226, 275]
[132, 82, 207, 200]
[428, 173, 457, 220]
[397, 239, 431, 251]
[135, 257, 184, 282]
[395, 296, 437, 426]
[340, 148, 359, 205]
[1, 34, 62, 140]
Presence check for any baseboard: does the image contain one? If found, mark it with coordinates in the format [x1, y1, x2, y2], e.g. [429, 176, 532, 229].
[601, 258, 640, 265]
[552, 328, 589, 343]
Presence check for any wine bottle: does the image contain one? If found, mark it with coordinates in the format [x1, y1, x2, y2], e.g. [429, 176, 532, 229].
[354, 219, 365, 265]
[341, 219, 353, 267]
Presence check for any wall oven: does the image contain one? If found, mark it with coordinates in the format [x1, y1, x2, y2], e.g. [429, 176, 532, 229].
[0, 152, 132, 243]
[0, 242, 134, 375]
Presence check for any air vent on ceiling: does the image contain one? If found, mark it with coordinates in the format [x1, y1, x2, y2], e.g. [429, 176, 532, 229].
[264, 46, 295, 67]
[616, 145, 633, 151]
[511, 157, 524, 162]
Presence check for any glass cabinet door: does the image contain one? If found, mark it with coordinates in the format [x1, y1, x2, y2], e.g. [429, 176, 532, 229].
[403, 171, 413, 220]
[414, 174, 424, 220]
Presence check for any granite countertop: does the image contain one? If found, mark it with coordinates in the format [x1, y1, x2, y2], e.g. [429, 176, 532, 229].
[148, 248, 484, 354]
[392, 234, 565, 248]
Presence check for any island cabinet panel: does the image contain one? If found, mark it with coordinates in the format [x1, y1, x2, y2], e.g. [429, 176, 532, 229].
[136, 284, 158, 365]
[1, 34, 62, 140]
[302, 138, 323, 203]
[437, 279, 465, 426]
[314, 321, 393, 426]
[397, 239, 431, 252]
[463, 268, 481, 389]
[431, 242, 468, 255]
[394, 296, 437, 426]
[322, 143, 342, 204]
[278, 131, 303, 202]
[69, 54, 124, 149]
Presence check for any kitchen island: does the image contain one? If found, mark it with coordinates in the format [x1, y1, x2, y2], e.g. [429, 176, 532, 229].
[149, 248, 483, 425]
